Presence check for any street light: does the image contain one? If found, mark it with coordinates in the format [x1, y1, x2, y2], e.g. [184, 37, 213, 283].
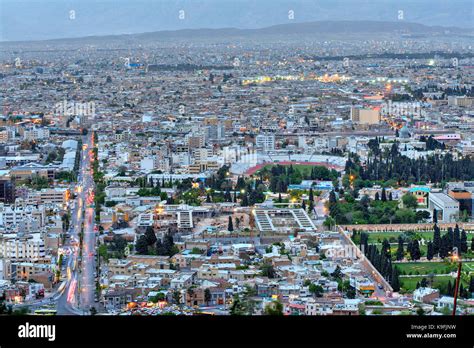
[451, 248, 462, 316]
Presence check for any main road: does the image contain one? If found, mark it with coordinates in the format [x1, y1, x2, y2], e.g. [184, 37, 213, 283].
[57, 132, 97, 315]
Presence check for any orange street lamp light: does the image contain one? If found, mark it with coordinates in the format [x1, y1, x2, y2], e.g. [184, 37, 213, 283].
[451, 249, 462, 316]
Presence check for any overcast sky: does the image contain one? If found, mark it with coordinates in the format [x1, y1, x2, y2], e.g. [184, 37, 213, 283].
[0, 0, 472, 41]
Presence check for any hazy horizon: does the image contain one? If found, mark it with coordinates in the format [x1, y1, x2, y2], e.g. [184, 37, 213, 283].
[0, 0, 472, 42]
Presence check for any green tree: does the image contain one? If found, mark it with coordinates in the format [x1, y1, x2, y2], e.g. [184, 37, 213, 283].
[172, 290, 181, 305]
[135, 235, 149, 255]
[328, 190, 337, 206]
[402, 194, 418, 209]
[260, 263, 276, 278]
[230, 297, 244, 315]
[230, 286, 256, 315]
[331, 265, 343, 280]
[433, 224, 441, 255]
[163, 232, 179, 257]
[427, 241, 434, 260]
[396, 236, 404, 261]
[416, 210, 431, 222]
[410, 239, 421, 260]
[460, 230, 468, 254]
[416, 306, 425, 316]
[144, 226, 157, 246]
[391, 267, 400, 292]
[263, 300, 284, 315]
[155, 239, 167, 256]
[323, 216, 335, 230]
[98, 244, 108, 261]
[204, 288, 212, 306]
[346, 285, 356, 299]
[111, 234, 127, 253]
[149, 293, 165, 303]
[308, 284, 324, 297]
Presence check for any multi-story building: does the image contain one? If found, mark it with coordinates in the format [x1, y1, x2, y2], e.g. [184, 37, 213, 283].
[256, 134, 275, 151]
[10, 162, 59, 180]
[448, 96, 474, 107]
[350, 107, 381, 124]
[23, 127, 50, 141]
[206, 124, 225, 141]
[0, 201, 46, 231]
[0, 130, 9, 143]
[0, 234, 45, 260]
[448, 189, 473, 218]
[27, 188, 70, 206]
[188, 135, 205, 149]
[188, 161, 219, 174]
[428, 192, 460, 222]
[0, 177, 15, 204]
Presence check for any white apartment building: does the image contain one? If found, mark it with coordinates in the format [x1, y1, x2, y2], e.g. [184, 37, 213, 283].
[0, 234, 45, 260]
[136, 213, 154, 228]
[256, 134, 275, 151]
[170, 273, 194, 289]
[27, 188, 70, 206]
[192, 148, 212, 162]
[0, 130, 9, 143]
[448, 96, 474, 107]
[140, 157, 155, 171]
[23, 128, 50, 141]
[0, 202, 46, 231]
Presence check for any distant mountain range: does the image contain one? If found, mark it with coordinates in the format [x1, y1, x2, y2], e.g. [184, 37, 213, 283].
[3, 20, 473, 45]
[0, 0, 472, 42]
[127, 20, 472, 42]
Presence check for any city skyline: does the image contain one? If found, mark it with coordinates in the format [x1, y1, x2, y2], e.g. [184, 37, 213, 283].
[0, 1, 473, 346]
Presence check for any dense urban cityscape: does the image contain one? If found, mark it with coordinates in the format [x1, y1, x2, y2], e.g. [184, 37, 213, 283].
[1, 2, 474, 322]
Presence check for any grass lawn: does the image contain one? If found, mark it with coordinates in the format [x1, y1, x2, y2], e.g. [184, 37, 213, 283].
[365, 231, 435, 244]
[365, 230, 474, 260]
[374, 244, 430, 260]
[462, 261, 474, 272]
[375, 243, 474, 260]
[399, 275, 464, 293]
[395, 262, 458, 275]
[260, 164, 317, 175]
[395, 261, 474, 275]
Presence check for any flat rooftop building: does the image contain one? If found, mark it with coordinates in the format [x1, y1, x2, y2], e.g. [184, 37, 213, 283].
[428, 192, 460, 222]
